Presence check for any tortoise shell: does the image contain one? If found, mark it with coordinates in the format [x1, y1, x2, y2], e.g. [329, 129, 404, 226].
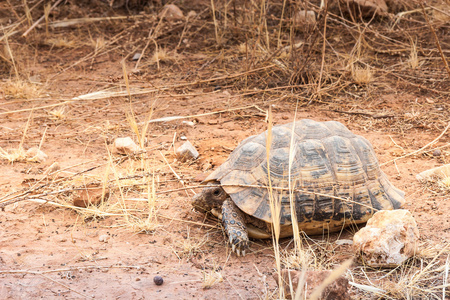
[203, 119, 405, 232]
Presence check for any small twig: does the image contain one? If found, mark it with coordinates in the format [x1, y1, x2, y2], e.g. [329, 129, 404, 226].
[159, 151, 194, 196]
[421, 3, 450, 78]
[155, 185, 201, 195]
[316, 1, 329, 97]
[49, 15, 145, 28]
[0, 264, 145, 275]
[26, 199, 125, 216]
[157, 213, 217, 228]
[134, 30, 153, 70]
[40, 272, 93, 299]
[138, 104, 259, 125]
[0, 101, 72, 116]
[381, 122, 450, 166]
[330, 109, 395, 119]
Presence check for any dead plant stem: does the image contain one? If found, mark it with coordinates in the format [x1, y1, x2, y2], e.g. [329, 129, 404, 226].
[22, 0, 64, 37]
[381, 121, 450, 166]
[421, 3, 450, 78]
[159, 151, 193, 196]
[316, 1, 329, 97]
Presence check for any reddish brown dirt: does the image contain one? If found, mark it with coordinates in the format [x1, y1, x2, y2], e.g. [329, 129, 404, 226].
[1, 1, 450, 299]
[1, 84, 449, 298]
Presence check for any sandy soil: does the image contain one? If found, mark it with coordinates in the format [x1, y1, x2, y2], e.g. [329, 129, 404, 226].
[1, 1, 449, 299]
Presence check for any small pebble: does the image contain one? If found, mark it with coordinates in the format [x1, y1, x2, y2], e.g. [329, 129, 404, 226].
[432, 149, 441, 157]
[176, 141, 199, 162]
[187, 10, 197, 18]
[99, 234, 110, 243]
[132, 52, 141, 61]
[181, 121, 195, 127]
[114, 137, 141, 155]
[154, 275, 164, 286]
[26, 147, 48, 163]
[335, 239, 353, 245]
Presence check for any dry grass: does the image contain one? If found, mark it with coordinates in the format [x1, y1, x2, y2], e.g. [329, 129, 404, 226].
[43, 36, 77, 48]
[146, 47, 179, 70]
[281, 237, 334, 271]
[2, 79, 42, 99]
[432, 3, 450, 23]
[408, 38, 420, 70]
[350, 246, 450, 299]
[202, 269, 223, 289]
[351, 64, 373, 85]
[173, 228, 207, 259]
[0, 146, 27, 163]
[48, 106, 67, 120]
[438, 176, 450, 191]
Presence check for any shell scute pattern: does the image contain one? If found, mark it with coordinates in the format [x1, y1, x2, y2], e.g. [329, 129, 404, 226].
[322, 135, 366, 184]
[324, 120, 356, 138]
[294, 139, 334, 186]
[270, 126, 297, 149]
[232, 184, 266, 216]
[204, 119, 405, 227]
[349, 137, 379, 180]
[293, 191, 315, 222]
[264, 148, 291, 178]
[228, 142, 266, 171]
[292, 119, 333, 140]
[313, 188, 335, 221]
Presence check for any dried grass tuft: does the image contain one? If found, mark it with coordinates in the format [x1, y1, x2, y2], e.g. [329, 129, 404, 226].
[173, 228, 206, 259]
[408, 38, 420, 70]
[2, 79, 42, 99]
[48, 106, 67, 120]
[0, 147, 26, 163]
[202, 269, 223, 289]
[351, 64, 372, 85]
[438, 176, 450, 190]
[151, 47, 178, 65]
[281, 237, 334, 271]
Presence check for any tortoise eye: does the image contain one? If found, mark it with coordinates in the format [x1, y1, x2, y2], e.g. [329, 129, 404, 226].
[213, 189, 222, 196]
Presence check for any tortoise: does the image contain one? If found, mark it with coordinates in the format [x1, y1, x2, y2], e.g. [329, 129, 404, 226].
[191, 119, 405, 256]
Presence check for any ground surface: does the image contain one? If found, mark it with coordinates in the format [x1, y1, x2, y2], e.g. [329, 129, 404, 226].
[0, 1, 449, 299]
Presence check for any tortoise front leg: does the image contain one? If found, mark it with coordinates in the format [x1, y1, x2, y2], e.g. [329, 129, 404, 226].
[222, 198, 249, 256]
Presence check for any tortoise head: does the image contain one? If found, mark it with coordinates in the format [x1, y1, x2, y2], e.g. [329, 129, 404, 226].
[191, 182, 229, 212]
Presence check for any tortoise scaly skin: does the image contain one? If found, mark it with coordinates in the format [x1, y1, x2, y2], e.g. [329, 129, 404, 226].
[192, 119, 405, 256]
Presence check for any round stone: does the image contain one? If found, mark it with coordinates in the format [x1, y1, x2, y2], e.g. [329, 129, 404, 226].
[153, 275, 164, 286]
[432, 149, 441, 157]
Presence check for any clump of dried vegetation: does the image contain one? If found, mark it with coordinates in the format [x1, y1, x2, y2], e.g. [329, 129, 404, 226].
[1, 0, 449, 298]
